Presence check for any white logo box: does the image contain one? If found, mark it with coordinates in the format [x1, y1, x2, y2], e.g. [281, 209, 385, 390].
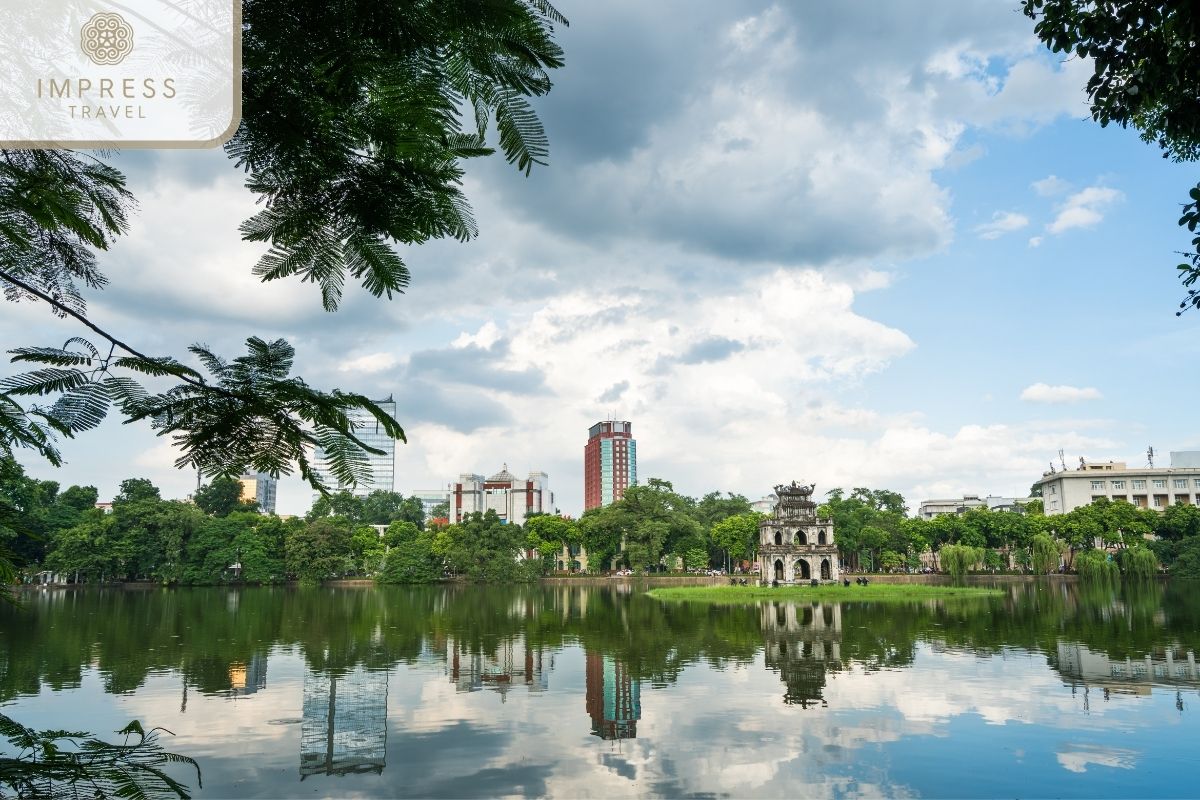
[0, 0, 240, 147]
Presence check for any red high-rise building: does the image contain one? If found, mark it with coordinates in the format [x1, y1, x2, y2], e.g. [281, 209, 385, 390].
[584, 421, 637, 511]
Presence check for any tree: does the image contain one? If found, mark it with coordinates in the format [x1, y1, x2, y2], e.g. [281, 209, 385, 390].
[1032, 533, 1063, 574]
[940, 544, 984, 582]
[286, 519, 352, 585]
[194, 476, 255, 517]
[438, 510, 527, 582]
[360, 491, 425, 527]
[711, 513, 763, 563]
[0, 1, 568, 485]
[1021, 0, 1200, 313]
[1074, 548, 1119, 582]
[379, 531, 442, 584]
[579, 505, 626, 572]
[113, 479, 160, 506]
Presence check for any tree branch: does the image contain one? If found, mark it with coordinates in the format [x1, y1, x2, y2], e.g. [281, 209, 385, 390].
[0, 267, 216, 393]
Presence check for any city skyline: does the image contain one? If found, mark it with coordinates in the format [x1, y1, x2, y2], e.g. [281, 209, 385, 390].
[2, 1, 1197, 517]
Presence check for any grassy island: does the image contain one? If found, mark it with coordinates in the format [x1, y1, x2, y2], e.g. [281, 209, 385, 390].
[646, 583, 1004, 604]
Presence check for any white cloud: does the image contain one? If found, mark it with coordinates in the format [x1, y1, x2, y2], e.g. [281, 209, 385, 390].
[1047, 186, 1123, 234]
[337, 353, 398, 374]
[1056, 745, 1139, 774]
[1028, 236, 1043, 248]
[1020, 383, 1103, 404]
[975, 211, 1030, 240]
[1032, 174, 1070, 196]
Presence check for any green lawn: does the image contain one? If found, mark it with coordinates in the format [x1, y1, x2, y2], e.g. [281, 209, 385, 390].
[646, 583, 1003, 604]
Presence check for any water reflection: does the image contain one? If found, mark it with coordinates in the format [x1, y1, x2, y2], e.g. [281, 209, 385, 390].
[761, 601, 841, 708]
[4, 581, 1200, 797]
[300, 666, 388, 778]
[585, 652, 641, 740]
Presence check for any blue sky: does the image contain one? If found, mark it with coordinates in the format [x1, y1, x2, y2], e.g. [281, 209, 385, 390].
[4, 0, 1198, 515]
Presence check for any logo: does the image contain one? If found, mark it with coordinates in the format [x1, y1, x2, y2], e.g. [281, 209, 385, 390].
[80, 12, 134, 66]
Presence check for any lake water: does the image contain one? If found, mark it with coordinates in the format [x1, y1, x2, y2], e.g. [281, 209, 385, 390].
[3, 580, 1199, 798]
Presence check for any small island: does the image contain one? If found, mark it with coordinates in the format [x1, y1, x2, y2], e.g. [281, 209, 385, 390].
[646, 583, 1004, 604]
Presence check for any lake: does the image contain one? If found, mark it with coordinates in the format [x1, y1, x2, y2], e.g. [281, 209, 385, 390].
[3, 580, 1199, 798]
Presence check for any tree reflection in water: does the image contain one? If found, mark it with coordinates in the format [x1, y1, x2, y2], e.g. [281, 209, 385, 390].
[3, 579, 1200, 757]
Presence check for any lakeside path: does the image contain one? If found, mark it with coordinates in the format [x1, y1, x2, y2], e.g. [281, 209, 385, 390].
[646, 583, 1004, 603]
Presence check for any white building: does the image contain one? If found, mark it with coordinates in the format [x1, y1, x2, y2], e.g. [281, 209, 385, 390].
[311, 396, 398, 500]
[917, 494, 1037, 519]
[751, 495, 777, 516]
[449, 466, 552, 526]
[1033, 453, 1200, 515]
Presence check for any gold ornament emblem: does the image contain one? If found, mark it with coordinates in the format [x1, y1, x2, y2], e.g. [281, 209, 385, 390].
[80, 12, 134, 65]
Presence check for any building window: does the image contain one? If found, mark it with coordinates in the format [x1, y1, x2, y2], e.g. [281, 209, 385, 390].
[1133, 495, 1147, 508]
[1153, 495, 1167, 508]
[1110, 480, 1125, 490]
[1091, 496, 1106, 504]
[1090, 480, 1105, 491]
[1175, 479, 1189, 489]
[1111, 496, 1127, 504]
[1132, 480, 1146, 490]
[1153, 479, 1167, 489]
[1195, 479, 1200, 489]
[1176, 495, 1191, 506]
[1049, 485, 1057, 495]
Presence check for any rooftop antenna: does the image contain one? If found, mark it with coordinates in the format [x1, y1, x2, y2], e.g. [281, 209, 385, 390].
[1058, 449, 1067, 472]
[1049, 461, 1056, 474]
[1147, 446, 1155, 468]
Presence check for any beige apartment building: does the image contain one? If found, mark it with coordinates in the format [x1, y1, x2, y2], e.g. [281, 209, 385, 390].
[1033, 453, 1200, 515]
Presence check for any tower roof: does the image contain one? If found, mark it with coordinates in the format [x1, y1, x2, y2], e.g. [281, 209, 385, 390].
[488, 463, 516, 482]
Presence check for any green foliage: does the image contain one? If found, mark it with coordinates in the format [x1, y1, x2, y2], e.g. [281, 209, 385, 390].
[1156, 503, 1200, 540]
[0, 714, 200, 799]
[710, 513, 763, 561]
[286, 518, 352, 584]
[1168, 537, 1200, 579]
[115, 478, 160, 505]
[1074, 548, 1120, 583]
[683, 547, 709, 571]
[940, 544, 985, 581]
[232, 0, 567, 310]
[2, 337, 408, 495]
[1119, 546, 1160, 580]
[1020, 0, 1200, 312]
[1032, 533, 1063, 574]
[379, 531, 443, 584]
[439, 510, 528, 582]
[194, 476, 255, 517]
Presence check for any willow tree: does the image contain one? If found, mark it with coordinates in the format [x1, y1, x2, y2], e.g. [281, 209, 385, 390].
[1031, 533, 1062, 574]
[940, 544, 984, 583]
[1074, 549, 1119, 583]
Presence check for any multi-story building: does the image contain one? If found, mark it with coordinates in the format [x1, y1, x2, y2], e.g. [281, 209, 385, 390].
[410, 488, 450, 520]
[1033, 452, 1200, 515]
[448, 466, 552, 526]
[751, 494, 778, 516]
[584, 420, 637, 511]
[917, 494, 1036, 519]
[239, 472, 278, 515]
[311, 395, 398, 500]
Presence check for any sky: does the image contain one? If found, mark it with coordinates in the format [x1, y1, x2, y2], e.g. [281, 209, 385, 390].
[4, 0, 1199, 516]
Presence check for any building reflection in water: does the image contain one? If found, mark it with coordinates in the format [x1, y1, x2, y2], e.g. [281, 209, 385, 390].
[444, 634, 552, 699]
[228, 652, 267, 697]
[300, 665, 388, 779]
[585, 651, 641, 740]
[761, 601, 842, 708]
[1055, 641, 1200, 702]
